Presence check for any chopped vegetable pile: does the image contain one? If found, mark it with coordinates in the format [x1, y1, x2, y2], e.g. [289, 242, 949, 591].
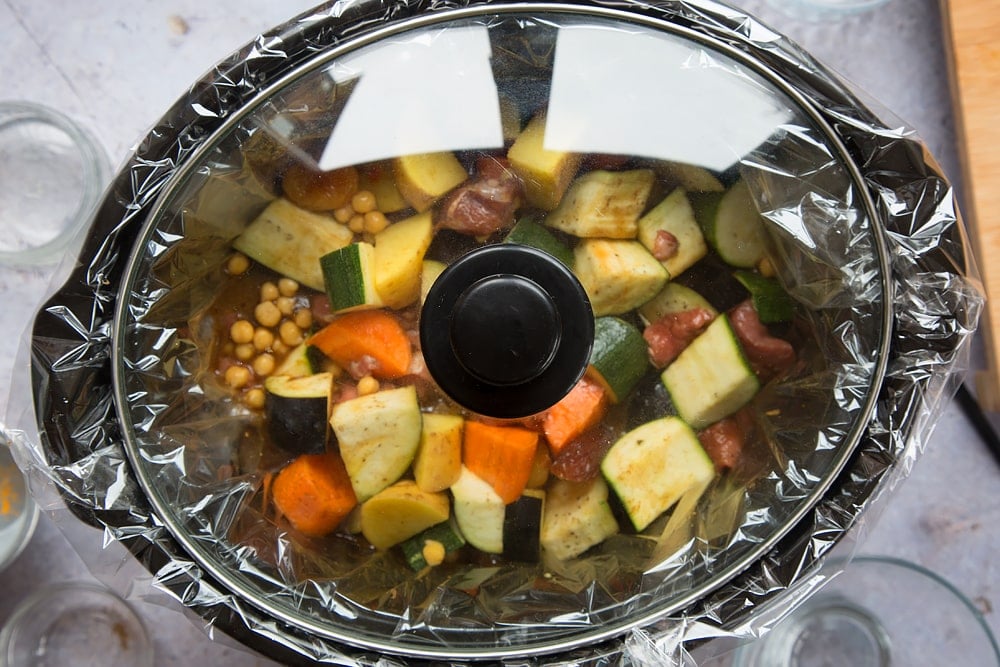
[203, 109, 802, 575]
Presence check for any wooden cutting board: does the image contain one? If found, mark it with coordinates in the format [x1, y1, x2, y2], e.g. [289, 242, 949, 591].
[941, 0, 1000, 410]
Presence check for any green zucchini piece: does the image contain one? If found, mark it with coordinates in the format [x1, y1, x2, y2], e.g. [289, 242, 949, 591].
[638, 282, 718, 327]
[320, 242, 383, 314]
[264, 372, 334, 455]
[588, 317, 649, 403]
[655, 160, 725, 193]
[601, 416, 714, 532]
[504, 217, 574, 268]
[451, 466, 505, 554]
[661, 315, 759, 430]
[637, 188, 708, 280]
[329, 385, 422, 501]
[692, 180, 769, 269]
[271, 342, 327, 378]
[544, 169, 655, 239]
[502, 488, 544, 562]
[400, 519, 466, 570]
[733, 270, 794, 323]
[540, 477, 619, 561]
[233, 198, 353, 291]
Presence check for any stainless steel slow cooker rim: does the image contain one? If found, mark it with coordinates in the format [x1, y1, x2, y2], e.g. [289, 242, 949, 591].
[110, 1, 894, 661]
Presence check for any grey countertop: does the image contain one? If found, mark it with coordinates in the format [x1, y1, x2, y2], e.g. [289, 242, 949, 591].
[0, 0, 996, 664]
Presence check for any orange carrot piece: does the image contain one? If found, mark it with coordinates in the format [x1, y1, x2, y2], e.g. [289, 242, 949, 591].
[463, 421, 539, 504]
[308, 309, 412, 379]
[271, 452, 358, 537]
[542, 377, 608, 456]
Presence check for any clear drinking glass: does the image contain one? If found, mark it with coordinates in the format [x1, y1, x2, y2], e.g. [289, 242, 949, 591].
[0, 582, 154, 667]
[733, 556, 1000, 666]
[0, 101, 108, 266]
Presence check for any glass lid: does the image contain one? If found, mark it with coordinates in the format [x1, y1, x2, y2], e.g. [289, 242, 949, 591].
[112, 4, 890, 660]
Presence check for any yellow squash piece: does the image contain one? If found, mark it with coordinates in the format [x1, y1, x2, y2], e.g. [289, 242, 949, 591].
[507, 112, 582, 210]
[413, 413, 464, 493]
[359, 162, 409, 213]
[360, 480, 450, 550]
[373, 211, 434, 309]
[394, 152, 468, 212]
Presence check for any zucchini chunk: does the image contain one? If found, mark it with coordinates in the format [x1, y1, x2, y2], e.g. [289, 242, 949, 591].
[692, 179, 769, 269]
[573, 239, 668, 316]
[637, 188, 708, 279]
[733, 270, 794, 323]
[264, 373, 334, 455]
[601, 416, 714, 532]
[400, 519, 466, 570]
[638, 282, 718, 327]
[507, 112, 582, 211]
[271, 342, 328, 378]
[544, 169, 655, 239]
[540, 477, 619, 561]
[359, 480, 450, 550]
[502, 488, 545, 562]
[587, 317, 648, 403]
[329, 385, 422, 501]
[661, 315, 759, 429]
[504, 217, 574, 268]
[233, 198, 354, 291]
[655, 160, 725, 193]
[451, 466, 505, 554]
[320, 242, 384, 313]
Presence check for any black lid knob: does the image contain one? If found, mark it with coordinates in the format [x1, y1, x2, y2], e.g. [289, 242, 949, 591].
[420, 244, 594, 419]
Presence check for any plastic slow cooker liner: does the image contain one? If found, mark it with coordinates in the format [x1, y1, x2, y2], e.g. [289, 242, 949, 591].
[4, 0, 982, 664]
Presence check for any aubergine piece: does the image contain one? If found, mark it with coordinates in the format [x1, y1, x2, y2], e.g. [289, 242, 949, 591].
[502, 488, 545, 562]
[264, 372, 334, 455]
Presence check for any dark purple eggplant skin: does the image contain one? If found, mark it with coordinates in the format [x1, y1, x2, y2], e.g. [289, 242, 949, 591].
[502, 492, 543, 562]
[265, 391, 328, 455]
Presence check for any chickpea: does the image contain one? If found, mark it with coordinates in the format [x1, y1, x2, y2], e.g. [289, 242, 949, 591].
[348, 215, 366, 234]
[293, 308, 313, 330]
[224, 365, 251, 389]
[254, 301, 282, 328]
[357, 376, 380, 396]
[230, 319, 255, 344]
[260, 281, 280, 302]
[333, 205, 354, 224]
[757, 256, 776, 278]
[363, 211, 389, 235]
[234, 343, 255, 361]
[351, 190, 377, 214]
[253, 327, 274, 352]
[421, 540, 446, 567]
[272, 339, 290, 357]
[279, 320, 303, 346]
[278, 278, 299, 297]
[244, 388, 266, 410]
[226, 253, 250, 276]
[253, 353, 276, 377]
[276, 296, 296, 316]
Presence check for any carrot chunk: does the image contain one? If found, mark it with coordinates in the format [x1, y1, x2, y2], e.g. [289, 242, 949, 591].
[308, 309, 412, 379]
[271, 452, 358, 537]
[542, 377, 608, 456]
[463, 421, 538, 504]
